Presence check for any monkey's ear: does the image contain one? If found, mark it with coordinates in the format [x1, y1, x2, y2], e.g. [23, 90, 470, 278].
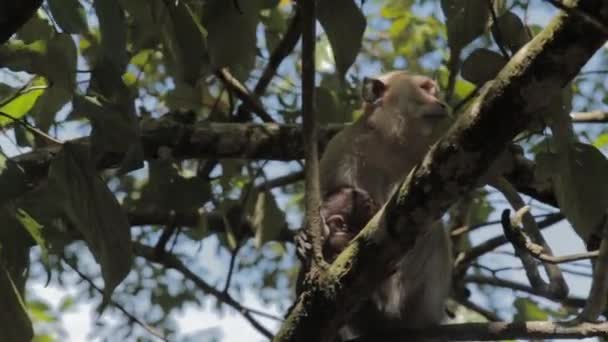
[362, 77, 386, 103]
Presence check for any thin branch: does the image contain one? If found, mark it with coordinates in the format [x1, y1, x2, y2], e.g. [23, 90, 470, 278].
[300, 0, 327, 271]
[454, 213, 564, 275]
[464, 275, 586, 308]
[254, 170, 304, 192]
[488, 0, 511, 58]
[450, 212, 560, 238]
[62, 258, 168, 342]
[571, 111, 608, 123]
[454, 296, 501, 322]
[132, 243, 275, 339]
[492, 178, 568, 299]
[0, 111, 63, 146]
[223, 245, 240, 293]
[253, 9, 302, 96]
[215, 68, 274, 123]
[153, 212, 177, 256]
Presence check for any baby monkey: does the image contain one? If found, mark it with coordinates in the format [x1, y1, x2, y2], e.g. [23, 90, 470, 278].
[320, 187, 379, 262]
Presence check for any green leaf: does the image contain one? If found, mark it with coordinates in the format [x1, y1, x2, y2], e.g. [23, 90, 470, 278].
[48, 0, 89, 34]
[536, 142, 608, 242]
[491, 11, 530, 53]
[58, 296, 75, 312]
[161, 1, 209, 85]
[119, 0, 163, 50]
[0, 33, 77, 94]
[14, 209, 48, 267]
[593, 133, 608, 148]
[203, 0, 260, 76]
[95, 0, 128, 70]
[318, 0, 366, 78]
[73, 95, 143, 173]
[461, 49, 506, 85]
[441, 0, 490, 55]
[250, 191, 286, 248]
[28, 300, 56, 323]
[513, 298, 548, 322]
[0, 267, 33, 342]
[47, 143, 133, 304]
[0, 76, 47, 126]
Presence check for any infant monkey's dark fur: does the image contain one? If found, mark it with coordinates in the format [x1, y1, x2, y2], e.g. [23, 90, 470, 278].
[320, 187, 378, 262]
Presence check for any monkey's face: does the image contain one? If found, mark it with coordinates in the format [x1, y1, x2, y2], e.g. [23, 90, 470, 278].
[320, 187, 378, 261]
[363, 71, 450, 125]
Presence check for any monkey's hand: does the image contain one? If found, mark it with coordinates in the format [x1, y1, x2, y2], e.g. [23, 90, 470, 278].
[294, 229, 312, 264]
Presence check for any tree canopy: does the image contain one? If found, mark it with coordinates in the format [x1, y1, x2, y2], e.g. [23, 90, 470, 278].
[0, 0, 607, 341]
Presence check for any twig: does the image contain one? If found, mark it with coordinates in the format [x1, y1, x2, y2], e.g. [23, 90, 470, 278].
[0, 111, 62, 146]
[62, 258, 168, 341]
[493, 178, 568, 299]
[300, 0, 327, 271]
[454, 296, 501, 322]
[450, 212, 560, 238]
[253, 9, 302, 96]
[464, 275, 586, 308]
[223, 245, 240, 293]
[253, 170, 304, 192]
[154, 211, 177, 256]
[215, 68, 274, 123]
[133, 243, 275, 338]
[454, 213, 564, 274]
[571, 111, 608, 123]
[488, 0, 511, 58]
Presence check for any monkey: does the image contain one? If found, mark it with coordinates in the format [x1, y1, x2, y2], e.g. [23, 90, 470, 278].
[296, 71, 453, 341]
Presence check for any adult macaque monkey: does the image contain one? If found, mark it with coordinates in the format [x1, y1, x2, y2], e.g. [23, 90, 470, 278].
[297, 71, 453, 340]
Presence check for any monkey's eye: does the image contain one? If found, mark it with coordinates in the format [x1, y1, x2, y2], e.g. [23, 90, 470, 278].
[327, 215, 347, 231]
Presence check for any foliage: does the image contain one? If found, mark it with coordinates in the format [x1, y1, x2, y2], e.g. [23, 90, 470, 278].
[0, 0, 607, 341]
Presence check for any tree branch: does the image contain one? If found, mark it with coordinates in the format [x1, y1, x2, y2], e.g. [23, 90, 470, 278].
[132, 242, 275, 339]
[396, 320, 608, 341]
[571, 111, 608, 123]
[11, 121, 557, 208]
[253, 9, 302, 96]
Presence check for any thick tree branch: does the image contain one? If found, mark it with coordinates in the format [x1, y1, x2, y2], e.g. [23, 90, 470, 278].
[275, 2, 608, 340]
[11, 121, 557, 208]
[401, 321, 608, 341]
